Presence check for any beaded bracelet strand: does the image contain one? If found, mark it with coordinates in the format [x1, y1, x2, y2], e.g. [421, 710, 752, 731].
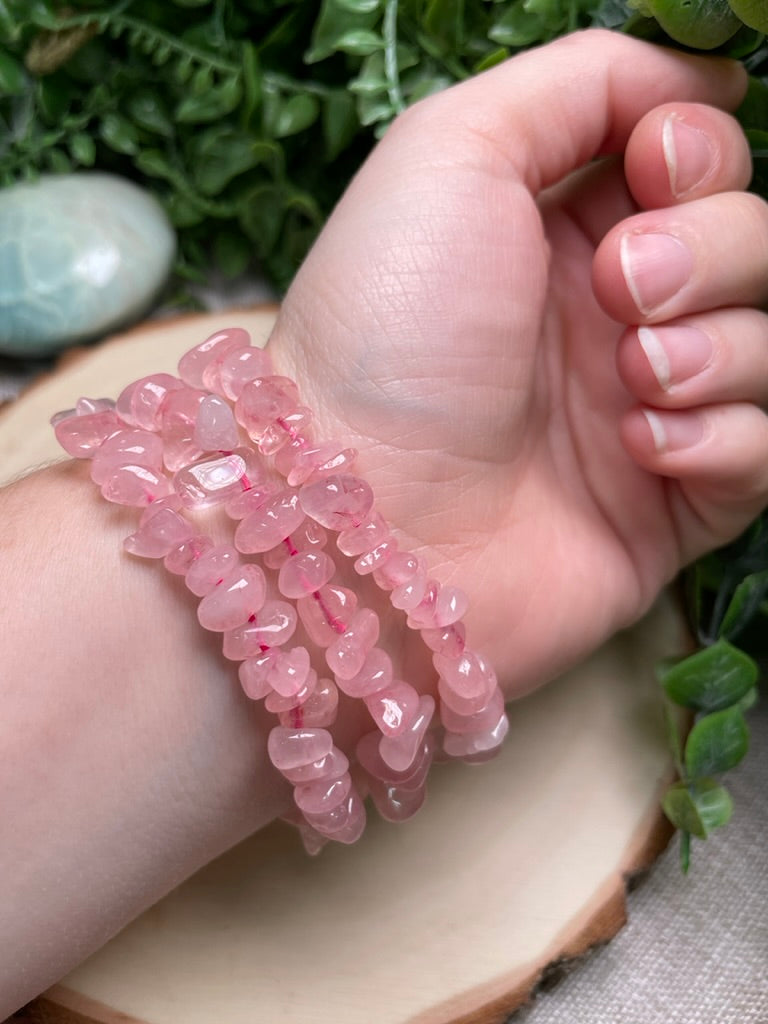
[52, 327, 508, 853]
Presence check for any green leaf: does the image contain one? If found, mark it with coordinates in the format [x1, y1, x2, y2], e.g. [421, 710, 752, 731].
[45, 147, 71, 173]
[664, 779, 733, 839]
[68, 131, 95, 166]
[135, 148, 178, 181]
[266, 93, 320, 139]
[239, 182, 285, 256]
[323, 89, 358, 160]
[164, 192, 206, 228]
[213, 229, 251, 277]
[334, 28, 384, 55]
[176, 76, 242, 123]
[240, 40, 261, 127]
[489, 3, 545, 46]
[684, 707, 749, 778]
[306, 0, 380, 62]
[126, 89, 174, 138]
[357, 90, 394, 127]
[37, 74, 76, 123]
[718, 569, 768, 640]
[473, 46, 510, 72]
[0, 48, 25, 95]
[424, 0, 465, 54]
[736, 686, 759, 714]
[658, 639, 758, 713]
[337, 0, 381, 11]
[189, 126, 261, 195]
[99, 112, 140, 155]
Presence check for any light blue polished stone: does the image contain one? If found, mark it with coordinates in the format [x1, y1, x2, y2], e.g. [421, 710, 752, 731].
[0, 173, 176, 357]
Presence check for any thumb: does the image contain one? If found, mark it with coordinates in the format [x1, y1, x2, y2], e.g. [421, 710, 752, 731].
[413, 28, 747, 195]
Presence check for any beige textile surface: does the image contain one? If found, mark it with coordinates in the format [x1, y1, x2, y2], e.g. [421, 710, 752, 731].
[518, 696, 768, 1024]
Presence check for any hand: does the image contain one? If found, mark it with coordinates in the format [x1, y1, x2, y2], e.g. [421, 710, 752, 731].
[269, 29, 767, 696]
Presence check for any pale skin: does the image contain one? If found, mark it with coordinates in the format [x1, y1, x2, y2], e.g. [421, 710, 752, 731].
[1, 29, 767, 1016]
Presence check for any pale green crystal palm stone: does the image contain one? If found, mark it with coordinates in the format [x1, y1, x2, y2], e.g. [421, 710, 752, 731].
[0, 173, 176, 357]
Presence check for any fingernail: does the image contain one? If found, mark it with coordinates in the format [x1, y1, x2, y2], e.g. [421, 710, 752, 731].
[662, 115, 715, 198]
[620, 233, 693, 315]
[637, 325, 713, 390]
[643, 409, 705, 452]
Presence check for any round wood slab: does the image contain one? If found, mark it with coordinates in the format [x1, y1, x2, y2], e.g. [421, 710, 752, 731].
[2, 310, 685, 1024]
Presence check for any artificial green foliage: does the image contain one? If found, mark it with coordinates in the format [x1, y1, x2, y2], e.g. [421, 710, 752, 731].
[0, 0, 767, 869]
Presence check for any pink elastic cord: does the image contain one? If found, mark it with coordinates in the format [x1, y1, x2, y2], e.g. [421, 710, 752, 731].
[52, 327, 508, 854]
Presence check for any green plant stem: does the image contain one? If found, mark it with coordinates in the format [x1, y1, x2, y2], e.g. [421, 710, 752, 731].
[383, 0, 406, 115]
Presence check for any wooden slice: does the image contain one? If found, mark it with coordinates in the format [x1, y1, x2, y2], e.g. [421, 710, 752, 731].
[3, 310, 685, 1024]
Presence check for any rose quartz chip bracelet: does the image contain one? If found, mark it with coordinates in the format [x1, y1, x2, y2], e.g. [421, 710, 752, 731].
[52, 327, 508, 854]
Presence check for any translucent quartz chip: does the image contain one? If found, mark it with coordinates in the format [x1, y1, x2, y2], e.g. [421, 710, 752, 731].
[224, 481, 280, 520]
[116, 375, 183, 431]
[266, 645, 312, 697]
[193, 394, 239, 451]
[440, 686, 505, 735]
[160, 387, 207, 471]
[178, 327, 252, 388]
[336, 647, 393, 698]
[391, 570, 428, 612]
[77, 397, 115, 415]
[90, 428, 164, 483]
[258, 407, 313, 456]
[50, 407, 77, 427]
[124, 507, 193, 558]
[184, 543, 240, 596]
[54, 409, 120, 457]
[294, 772, 352, 815]
[300, 474, 374, 532]
[354, 538, 397, 576]
[297, 586, 357, 648]
[100, 464, 172, 507]
[443, 711, 509, 758]
[406, 579, 441, 629]
[421, 621, 466, 657]
[302, 789, 366, 843]
[325, 608, 380, 679]
[356, 730, 433, 787]
[364, 681, 420, 737]
[222, 600, 297, 659]
[235, 375, 300, 440]
[293, 821, 329, 857]
[433, 586, 469, 628]
[197, 563, 267, 632]
[281, 746, 348, 785]
[278, 550, 336, 599]
[435, 650, 497, 715]
[164, 535, 214, 575]
[239, 651, 278, 701]
[234, 489, 305, 553]
[174, 449, 261, 510]
[337, 511, 389, 557]
[378, 695, 435, 773]
[279, 678, 339, 728]
[268, 726, 334, 770]
[265, 669, 318, 713]
[368, 778, 427, 823]
[139, 494, 183, 523]
[215, 345, 274, 401]
[372, 551, 421, 591]
[282, 442, 358, 488]
[264, 521, 328, 570]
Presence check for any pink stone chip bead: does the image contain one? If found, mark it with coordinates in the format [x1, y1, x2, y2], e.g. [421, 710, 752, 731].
[100, 464, 173, 507]
[174, 449, 261, 510]
[222, 600, 297, 659]
[76, 397, 116, 416]
[364, 681, 420, 737]
[378, 695, 435, 772]
[294, 772, 352, 815]
[265, 645, 312, 697]
[279, 678, 339, 728]
[372, 550, 421, 591]
[184, 543, 240, 596]
[267, 727, 334, 771]
[299, 474, 374, 532]
[116, 374, 185, 432]
[296, 585, 356, 648]
[90, 429, 164, 484]
[159, 387, 207, 472]
[258, 406, 313, 456]
[124, 507, 194, 558]
[53, 409, 120, 458]
[442, 712, 509, 758]
[280, 747, 348, 785]
[354, 538, 397, 576]
[278, 550, 336, 599]
[214, 346, 274, 401]
[337, 511, 389, 557]
[235, 375, 300, 440]
[337, 647, 393, 699]
[164, 534, 214, 575]
[435, 650, 497, 715]
[193, 394, 240, 451]
[325, 608, 380, 680]
[302, 790, 366, 843]
[197, 564, 267, 632]
[224, 482, 280, 520]
[234, 488, 305, 553]
[265, 669, 318, 713]
[440, 686, 505, 735]
[239, 651, 277, 701]
[178, 327, 252, 388]
[280, 441, 358, 488]
[421, 621, 466, 657]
